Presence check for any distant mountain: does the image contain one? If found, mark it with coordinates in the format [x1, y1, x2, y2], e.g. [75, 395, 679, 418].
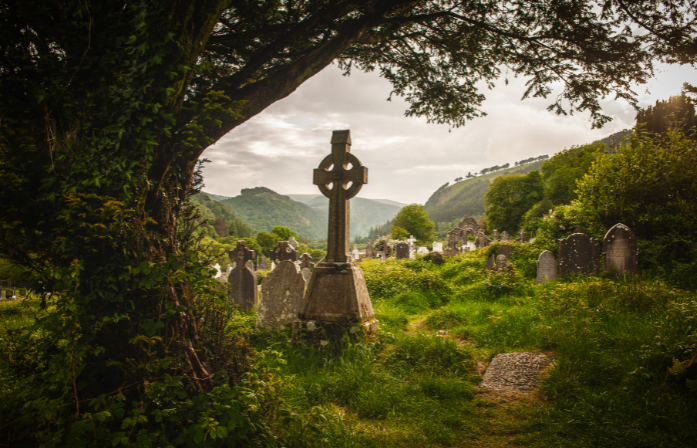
[424, 162, 542, 223]
[286, 194, 405, 238]
[213, 187, 328, 240]
[191, 193, 255, 237]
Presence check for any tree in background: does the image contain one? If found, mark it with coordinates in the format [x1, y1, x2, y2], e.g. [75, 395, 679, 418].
[392, 204, 435, 243]
[256, 231, 281, 257]
[636, 92, 696, 134]
[541, 143, 608, 205]
[271, 226, 298, 241]
[485, 171, 544, 233]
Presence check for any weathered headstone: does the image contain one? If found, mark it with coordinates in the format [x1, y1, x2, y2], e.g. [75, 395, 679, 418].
[396, 241, 410, 259]
[443, 247, 459, 257]
[259, 256, 269, 271]
[491, 230, 499, 242]
[299, 253, 315, 270]
[483, 254, 495, 271]
[270, 241, 298, 262]
[495, 254, 513, 271]
[365, 239, 374, 258]
[19, 288, 27, 298]
[300, 130, 376, 328]
[351, 244, 360, 261]
[406, 235, 417, 251]
[536, 250, 558, 283]
[604, 223, 638, 275]
[432, 242, 443, 253]
[498, 244, 513, 258]
[257, 260, 307, 329]
[377, 251, 386, 262]
[227, 240, 257, 310]
[558, 232, 600, 276]
[475, 231, 490, 248]
[288, 236, 300, 249]
[417, 246, 429, 255]
[501, 231, 511, 242]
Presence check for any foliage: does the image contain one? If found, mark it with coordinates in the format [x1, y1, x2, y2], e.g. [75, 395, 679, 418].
[520, 198, 555, 232]
[485, 171, 544, 233]
[192, 193, 255, 239]
[271, 226, 297, 240]
[636, 92, 697, 134]
[540, 142, 609, 205]
[392, 204, 435, 243]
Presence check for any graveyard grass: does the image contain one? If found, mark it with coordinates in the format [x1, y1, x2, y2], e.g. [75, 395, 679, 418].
[244, 242, 697, 447]
[3, 243, 697, 447]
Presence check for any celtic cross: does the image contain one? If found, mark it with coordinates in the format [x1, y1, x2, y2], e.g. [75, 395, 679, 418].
[313, 130, 368, 263]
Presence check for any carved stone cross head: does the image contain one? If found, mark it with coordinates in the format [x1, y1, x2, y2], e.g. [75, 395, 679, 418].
[270, 241, 298, 262]
[229, 240, 255, 265]
[299, 253, 314, 269]
[313, 130, 368, 201]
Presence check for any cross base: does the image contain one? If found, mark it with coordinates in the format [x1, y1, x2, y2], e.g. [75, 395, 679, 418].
[299, 261, 377, 328]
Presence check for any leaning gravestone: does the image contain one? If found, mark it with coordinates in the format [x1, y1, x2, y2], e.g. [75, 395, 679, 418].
[270, 241, 298, 263]
[257, 260, 307, 329]
[483, 254, 495, 271]
[228, 240, 257, 310]
[396, 241, 410, 259]
[558, 232, 600, 276]
[604, 223, 638, 276]
[300, 130, 376, 329]
[536, 250, 557, 283]
[498, 244, 513, 259]
[365, 240, 374, 258]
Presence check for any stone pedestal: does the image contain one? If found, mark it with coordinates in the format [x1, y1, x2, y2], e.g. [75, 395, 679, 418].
[300, 261, 376, 325]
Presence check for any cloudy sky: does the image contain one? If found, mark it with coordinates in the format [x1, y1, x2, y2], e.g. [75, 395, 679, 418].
[200, 62, 696, 205]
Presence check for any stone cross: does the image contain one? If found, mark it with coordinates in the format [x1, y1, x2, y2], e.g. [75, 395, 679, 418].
[365, 240, 374, 258]
[288, 236, 300, 249]
[603, 223, 638, 275]
[299, 253, 315, 270]
[312, 130, 368, 263]
[270, 241, 298, 262]
[536, 250, 558, 283]
[518, 229, 527, 243]
[501, 231, 511, 242]
[406, 235, 417, 251]
[227, 240, 257, 309]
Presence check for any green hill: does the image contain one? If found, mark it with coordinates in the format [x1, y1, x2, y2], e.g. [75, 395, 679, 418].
[424, 161, 543, 223]
[287, 195, 405, 238]
[216, 187, 328, 240]
[191, 193, 255, 237]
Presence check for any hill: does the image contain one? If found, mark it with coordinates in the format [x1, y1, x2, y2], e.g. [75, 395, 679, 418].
[287, 194, 406, 238]
[214, 187, 328, 240]
[424, 161, 543, 223]
[191, 193, 255, 237]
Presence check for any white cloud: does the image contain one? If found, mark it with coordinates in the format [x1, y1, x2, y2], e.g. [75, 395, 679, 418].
[201, 62, 697, 204]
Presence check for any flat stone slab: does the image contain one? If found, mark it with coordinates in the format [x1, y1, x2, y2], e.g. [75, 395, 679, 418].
[480, 352, 552, 392]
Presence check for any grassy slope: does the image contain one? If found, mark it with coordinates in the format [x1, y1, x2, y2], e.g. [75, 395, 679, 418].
[424, 161, 543, 223]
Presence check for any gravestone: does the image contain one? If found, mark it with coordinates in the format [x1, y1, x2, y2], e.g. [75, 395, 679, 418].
[604, 223, 638, 276]
[481, 352, 552, 392]
[498, 244, 513, 258]
[483, 254, 495, 271]
[491, 230, 499, 242]
[227, 240, 257, 310]
[257, 260, 307, 329]
[270, 241, 298, 263]
[377, 251, 386, 262]
[365, 240, 374, 258]
[443, 248, 458, 257]
[417, 246, 429, 255]
[406, 235, 417, 251]
[433, 242, 443, 252]
[501, 231, 511, 242]
[259, 256, 269, 271]
[19, 288, 27, 298]
[396, 241, 410, 259]
[351, 244, 360, 261]
[558, 232, 600, 276]
[495, 255, 513, 271]
[536, 250, 558, 283]
[288, 236, 300, 249]
[300, 253, 315, 270]
[300, 130, 376, 328]
[517, 229, 526, 243]
[475, 231, 490, 248]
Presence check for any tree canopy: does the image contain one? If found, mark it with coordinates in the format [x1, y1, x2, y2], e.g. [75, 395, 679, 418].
[392, 204, 436, 243]
[485, 170, 545, 232]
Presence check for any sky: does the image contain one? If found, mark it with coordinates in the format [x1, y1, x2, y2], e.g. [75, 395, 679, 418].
[200, 62, 696, 205]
